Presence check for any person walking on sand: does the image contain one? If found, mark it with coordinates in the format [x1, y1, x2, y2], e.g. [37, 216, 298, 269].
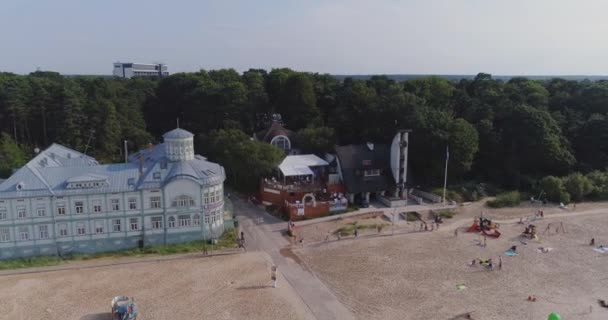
[354, 228, 358, 238]
[499, 256, 502, 270]
[483, 236, 487, 248]
[454, 228, 458, 237]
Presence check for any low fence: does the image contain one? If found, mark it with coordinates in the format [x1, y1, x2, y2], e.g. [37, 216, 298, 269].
[286, 200, 348, 220]
[377, 196, 407, 207]
[411, 189, 442, 203]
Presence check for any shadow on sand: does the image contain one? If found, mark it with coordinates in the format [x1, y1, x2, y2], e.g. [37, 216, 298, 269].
[80, 312, 111, 320]
[236, 285, 271, 290]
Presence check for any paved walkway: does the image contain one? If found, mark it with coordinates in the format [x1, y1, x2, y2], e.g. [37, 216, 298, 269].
[233, 197, 355, 320]
[294, 203, 457, 227]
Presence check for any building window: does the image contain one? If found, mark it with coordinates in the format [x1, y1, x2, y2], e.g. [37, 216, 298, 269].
[37, 206, 46, 217]
[59, 224, 68, 237]
[193, 214, 200, 226]
[19, 227, 29, 241]
[0, 208, 6, 220]
[0, 227, 10, 242]
[92, 200, 102, 213]
[111, 199, 120, 211]
[95, 221, 104, 234]
[203, 190, 210, 205]
[128, 198, 137, 210]
[77, 223, 86, 235]
[112, 219, 121, 232]
[153, 172, 161, 180]
[364, 169, 381, 177]
[168, 216, 176, 228]
[214, 186, 222, 203]
[56, 203, 66, 215]
[172, 195, 195, 208]
[204, 213, 210, 224]
[150, 196, 161, 209]
[17, 206, 27, 219]
[130, 218, 139, 231]
[75, 201, 84, 214]
[270, 135, 291, 152]
[38, 225, 49, 239]
[178, 215, 191, 227]
[151, 216, 163, 229]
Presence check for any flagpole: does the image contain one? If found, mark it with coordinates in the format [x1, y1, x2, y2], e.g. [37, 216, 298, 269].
[443, 145, 449, 205]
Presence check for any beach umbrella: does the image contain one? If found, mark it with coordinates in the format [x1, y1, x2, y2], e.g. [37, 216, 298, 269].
[547, 312, 561, 320]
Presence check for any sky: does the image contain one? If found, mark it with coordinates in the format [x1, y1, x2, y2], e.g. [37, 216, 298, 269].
[1, 0, 608, 75]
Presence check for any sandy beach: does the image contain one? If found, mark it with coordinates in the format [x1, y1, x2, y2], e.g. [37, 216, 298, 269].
[295, 203, 608, 320]
[0, 252, 315, 320]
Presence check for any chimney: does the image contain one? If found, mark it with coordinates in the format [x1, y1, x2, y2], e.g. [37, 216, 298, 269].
[139, 155, 144, 177]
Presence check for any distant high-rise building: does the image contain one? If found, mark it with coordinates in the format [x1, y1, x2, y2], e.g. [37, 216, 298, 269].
[113, 62, 168, 78]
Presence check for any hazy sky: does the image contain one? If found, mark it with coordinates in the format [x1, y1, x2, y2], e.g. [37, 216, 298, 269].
[1, 0, 608, 75]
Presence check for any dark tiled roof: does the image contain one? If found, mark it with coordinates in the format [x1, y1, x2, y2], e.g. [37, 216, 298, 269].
[335, 144, 394, 194]
[255, 121, 294, 143]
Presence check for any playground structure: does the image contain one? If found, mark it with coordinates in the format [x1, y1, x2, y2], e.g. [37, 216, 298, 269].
[111, 296, 137, 320]
[466, 217, 501, 238]
[543, 221, 566, 235]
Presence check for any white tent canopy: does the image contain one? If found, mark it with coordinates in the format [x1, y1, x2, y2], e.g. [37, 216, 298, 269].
[278, 155, 329, 177]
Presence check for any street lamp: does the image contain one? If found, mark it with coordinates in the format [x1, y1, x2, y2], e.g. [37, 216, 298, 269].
[443, 145, 449, 206]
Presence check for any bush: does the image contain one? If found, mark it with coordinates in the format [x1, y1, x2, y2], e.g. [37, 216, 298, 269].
[405, 212, 419, 222]
[563, 173, 593, 202]
[540, 176, 570, 203]
[439, 210, 456, 219]
[486, 191, 521, 208]
[431, 188, 463, 203]
[586, 170, 608, 200]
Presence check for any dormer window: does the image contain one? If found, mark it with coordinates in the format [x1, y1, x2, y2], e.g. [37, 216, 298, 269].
[153, 172, 161, 180]
[16, 182, 25, 191]
[128, 178, 135, 186]
[364, 169, 380, 177]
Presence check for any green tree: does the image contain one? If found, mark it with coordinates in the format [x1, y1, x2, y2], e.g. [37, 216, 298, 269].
[0, 132, 26, 178]
[276, 73, 320, 130]
[540, 175, 570, 203]
[448, 118, 479, 176]
[199, 129, 283, 192]
[563, 173, 593, 202]
[295, 127, 336, 156]
[585, 171, 608, 200]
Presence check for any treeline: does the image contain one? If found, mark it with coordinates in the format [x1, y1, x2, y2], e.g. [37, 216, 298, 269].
[1, 70, 608, 193]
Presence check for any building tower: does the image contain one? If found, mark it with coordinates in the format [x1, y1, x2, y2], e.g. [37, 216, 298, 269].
[163, 128, 195, 161]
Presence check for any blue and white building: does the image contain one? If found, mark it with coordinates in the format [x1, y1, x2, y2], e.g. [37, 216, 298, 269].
[0, 128, 226, 259]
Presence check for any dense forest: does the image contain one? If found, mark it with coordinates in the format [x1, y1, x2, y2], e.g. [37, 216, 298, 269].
[1, 69, 608, 199]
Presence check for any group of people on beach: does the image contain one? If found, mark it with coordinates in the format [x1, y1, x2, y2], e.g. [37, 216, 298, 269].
[470, 256, 503, 271]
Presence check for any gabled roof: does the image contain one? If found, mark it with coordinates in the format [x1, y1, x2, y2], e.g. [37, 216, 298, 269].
[0, 140, 225, 199]
[335, 144, 394, 194]
[31, 143, 98, 168]
[335, 144, 391, 169]
[163, 128, 194, 139]
[255, 121, 294, 143]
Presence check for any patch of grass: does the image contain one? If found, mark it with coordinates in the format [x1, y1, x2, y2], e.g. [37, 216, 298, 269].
[0, 231, 238, 271]
[0, 256, 63, 271]
[439, 210, 457, 219]
[334, 221, 389, 236]
[405, 212, 419, 222]
[486, 191, 521, 208]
